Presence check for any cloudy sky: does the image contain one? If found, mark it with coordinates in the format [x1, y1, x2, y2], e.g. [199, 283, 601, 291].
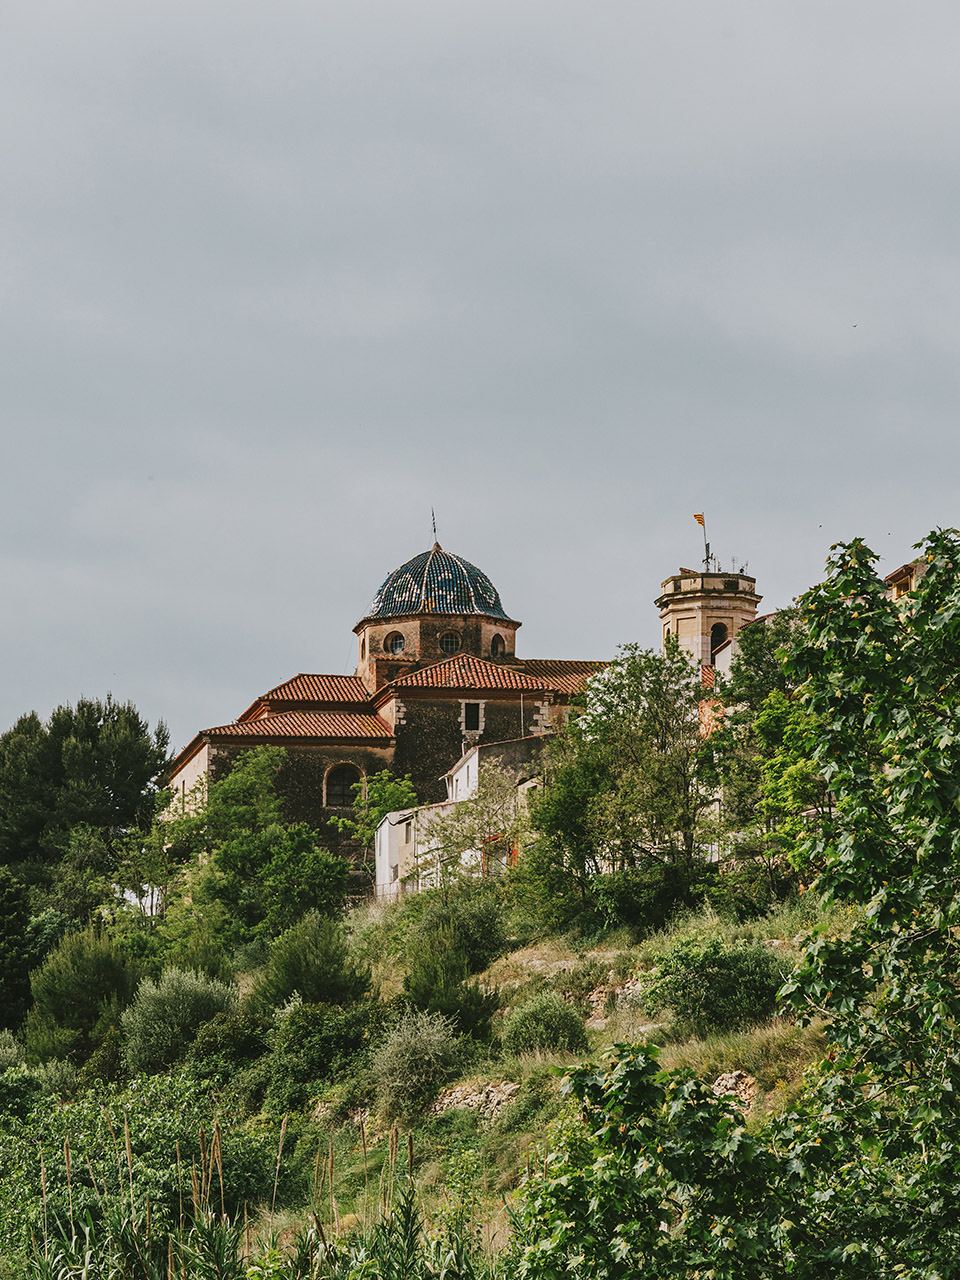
[2, 0, 958, 751]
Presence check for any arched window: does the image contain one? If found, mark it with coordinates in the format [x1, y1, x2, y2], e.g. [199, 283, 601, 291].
[490, 634, 505, 658]
[439, 631, 461, 654]
[710, 622, 729, 664]
[326, 763, 362, 807]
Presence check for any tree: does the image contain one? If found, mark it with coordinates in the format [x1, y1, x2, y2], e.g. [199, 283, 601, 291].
[164, 747, 348, 940]
[0, 697, 169, 914]
[0, 867, 32, 1029]
[331, 768, 418, 865]
[513, 531, 960, 1277]
[416, 763, 529, 882]
[704, 609, 823, 888]
[517, 640, 714, 928]
[21, 926, 139, 1064]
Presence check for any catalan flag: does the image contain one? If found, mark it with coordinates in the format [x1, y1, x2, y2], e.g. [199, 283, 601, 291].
[694, 513, 705, 528]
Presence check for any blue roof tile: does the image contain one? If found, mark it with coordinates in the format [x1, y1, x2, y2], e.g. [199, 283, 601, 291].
[363, 544, 512, 621]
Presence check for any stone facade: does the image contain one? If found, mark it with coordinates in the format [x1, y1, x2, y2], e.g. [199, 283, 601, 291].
[166, 544, 603, 862]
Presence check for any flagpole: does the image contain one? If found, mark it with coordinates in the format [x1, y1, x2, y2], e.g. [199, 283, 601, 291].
[694, 513, 710, 571]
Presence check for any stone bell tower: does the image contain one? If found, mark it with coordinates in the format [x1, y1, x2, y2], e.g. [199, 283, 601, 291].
[656, 566, 761, 667]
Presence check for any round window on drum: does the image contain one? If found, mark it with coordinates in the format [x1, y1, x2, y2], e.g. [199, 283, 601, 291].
[439, 632, 461, 654]
[384, 632, 405, 655]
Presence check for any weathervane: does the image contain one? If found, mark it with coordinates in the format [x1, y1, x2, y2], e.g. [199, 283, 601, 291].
[431, 507, 438, 541]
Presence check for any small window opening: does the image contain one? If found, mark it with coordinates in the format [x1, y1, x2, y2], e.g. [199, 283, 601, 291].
[439, 632, 461, 654]
[710, 622, 729, 664]
[385, 632, 405, 655]
[491, 634, 505, 657]
[464, 702, 481, 731]
[404, 821, 412, 843]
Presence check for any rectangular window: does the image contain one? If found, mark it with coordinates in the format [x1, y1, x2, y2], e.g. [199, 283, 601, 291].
[464, 702, 481, 731]
[404, 821, 412, 843]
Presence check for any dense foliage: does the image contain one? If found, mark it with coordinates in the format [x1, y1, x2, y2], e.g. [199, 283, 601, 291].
[512, 531, 960, 1278]
[4, 533, 959, 1275]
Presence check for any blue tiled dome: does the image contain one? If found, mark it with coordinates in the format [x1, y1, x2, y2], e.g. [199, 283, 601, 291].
[363, 544, 512, 621]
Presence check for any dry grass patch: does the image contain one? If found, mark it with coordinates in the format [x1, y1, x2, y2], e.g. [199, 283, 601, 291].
[657, 1018, 827, 1102]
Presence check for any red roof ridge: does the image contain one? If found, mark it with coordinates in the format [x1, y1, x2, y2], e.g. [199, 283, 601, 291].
[383, 653, 554, 692]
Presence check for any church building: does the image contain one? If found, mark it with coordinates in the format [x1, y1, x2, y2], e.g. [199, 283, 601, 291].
[166, 544, 604, 845]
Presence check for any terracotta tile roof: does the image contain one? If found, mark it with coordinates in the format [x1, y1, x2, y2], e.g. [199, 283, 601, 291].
[236, 673, 370, 723]
[388, 654, 554, 692]
[205, 710, 393, 741]
[264, 674, 368, 704]
[519, 659, 605, 695]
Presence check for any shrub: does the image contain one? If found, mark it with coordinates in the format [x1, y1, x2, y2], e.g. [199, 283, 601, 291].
[370, 1009, 461, 1122]
[406, 882, 508, 975]
[501, 993, 588, 1057]
[122, 967, 238, 1074]
[264, 1001, 380, 1113]
[403, 923, 500, 1039]
[0, 1031, 22, 1071]
[704, 860, 795, 922]
[22, 926, 138, 1065]
[588, 863, 694, 934]
[645, 938, 789, 1036]
[0, 1066, 43, 1121]
[250, 912, 369, 1011]
[187, 1008, 270, 1079]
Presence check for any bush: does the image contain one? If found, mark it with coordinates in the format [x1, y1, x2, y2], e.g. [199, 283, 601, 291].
[370, 1009, 461, 1122]
[403, 923, 500, 1039]
[250, 912, 369, 1011]
[264, 1001, 380, 1113]
[122, 967, 238, 1074]
[406, 882, 508, 975]
[501, 993, 588, 1057]
[645, 938, 789, 1036]
[22, 926, 138, 1065]
[0, 1066, 43, 1121]
[0, 1031, 22, 1071]
[704, 861, 795, 922]
[187, 1008, 270, 1079]
[588, 864, 694, 934]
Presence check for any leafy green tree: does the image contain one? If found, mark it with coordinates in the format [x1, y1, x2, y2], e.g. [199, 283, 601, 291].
[518, 640, 714, 929]
[0, 697, 169, 915]
[514, 531, 960, 1277]
[21, 926, 138, 1064]
[166, 747, 348, 940]
[331, 768, 418, 863]
[417, 764, 530, 883]
[705, 610, 823, 884]
[249, 910, 369, 1011]
[0, 867, 32, 1029]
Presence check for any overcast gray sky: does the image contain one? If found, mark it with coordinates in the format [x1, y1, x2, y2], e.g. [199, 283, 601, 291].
[2, 0, 958, 751]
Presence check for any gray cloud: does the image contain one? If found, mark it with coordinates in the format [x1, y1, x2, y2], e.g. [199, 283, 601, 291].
[1, 0, 959, 749]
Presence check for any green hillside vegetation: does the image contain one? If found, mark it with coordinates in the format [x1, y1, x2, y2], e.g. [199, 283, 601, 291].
[0, 531, 957, 1276]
